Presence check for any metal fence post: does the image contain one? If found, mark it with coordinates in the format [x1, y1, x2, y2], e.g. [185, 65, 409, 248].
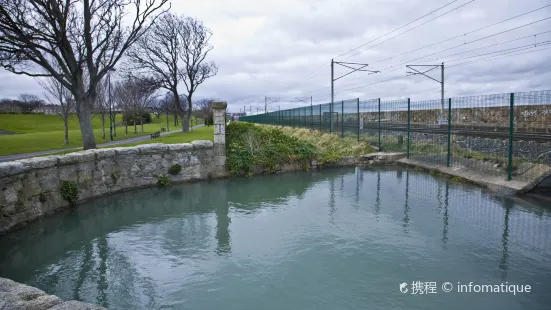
[447, 98, 452, 167]
[319, 104, 322, 132]
[311, 104, 314, 130]
[378, 98, 381, 150]
[507, 93, 514, 181]
[341, 100, 344, 138]
[357, 98, 360, 142]
[407, 98, 411, 159]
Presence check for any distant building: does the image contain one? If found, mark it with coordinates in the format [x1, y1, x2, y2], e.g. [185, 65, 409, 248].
[0, 101, 21, 113]
[34, 104, 61, 115]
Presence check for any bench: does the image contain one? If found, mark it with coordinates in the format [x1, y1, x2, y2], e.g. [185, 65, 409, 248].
[150, 131, 161, 139]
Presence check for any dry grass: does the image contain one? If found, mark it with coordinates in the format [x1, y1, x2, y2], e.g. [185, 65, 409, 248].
[264, 125, 374, 163]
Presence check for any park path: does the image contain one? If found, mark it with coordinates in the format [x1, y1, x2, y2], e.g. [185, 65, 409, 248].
[0, 124, 204, 163]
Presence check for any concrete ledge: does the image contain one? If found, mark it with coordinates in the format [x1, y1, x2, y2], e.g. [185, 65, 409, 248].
[397, 158, 534, 195]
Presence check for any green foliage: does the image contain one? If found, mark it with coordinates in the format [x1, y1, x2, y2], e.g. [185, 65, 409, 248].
[451, 176, 464, 183]
[168, 164, 182, 175]
[157, 175, 171, 187]
[39, 192, 47, 203]
[429, 168, 440, 176]
[414, 166, 425, 172]
[226, 123, 316, 176]
[60, 181, 78, 204]
[123, 110, 152, 125]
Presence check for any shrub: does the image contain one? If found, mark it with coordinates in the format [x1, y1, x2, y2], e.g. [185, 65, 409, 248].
[157, 175, 171, 187]
[225, 123, 316, 176]
[123, 111, 152, 125]
[429, 168, 440, 176]
[60, 181, 78, 204]
[451, 176, 464, 183]
[168, 164, 182, 175]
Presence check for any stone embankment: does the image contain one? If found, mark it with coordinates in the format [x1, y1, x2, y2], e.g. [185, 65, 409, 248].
[0, 277, 105, 310]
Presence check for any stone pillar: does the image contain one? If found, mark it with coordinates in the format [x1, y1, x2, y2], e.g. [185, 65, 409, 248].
[212, 101, 228, 177]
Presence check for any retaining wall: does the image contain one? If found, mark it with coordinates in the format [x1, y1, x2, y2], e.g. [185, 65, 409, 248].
[0, 141, 227, 234]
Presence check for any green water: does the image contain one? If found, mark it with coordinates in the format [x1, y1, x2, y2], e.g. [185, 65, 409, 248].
[1, 167, 550, 310]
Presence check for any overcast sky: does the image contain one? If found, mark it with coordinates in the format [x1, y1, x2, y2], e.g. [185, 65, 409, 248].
[0, 0, 550, 113]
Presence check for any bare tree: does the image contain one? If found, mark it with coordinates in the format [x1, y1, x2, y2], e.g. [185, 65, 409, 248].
[18, 94, 44, 112]
[194, 98, 216, 125]
[37, 77, 75, 144]
[149, 98, 164, 123]
[0, 0, 169, 149]
[126, 13, 217, 132]
[93, 79, 109, 139]
[113, 76, 156, 134]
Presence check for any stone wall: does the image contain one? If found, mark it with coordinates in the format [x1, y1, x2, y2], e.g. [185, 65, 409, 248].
[359, 104, 551, 132]
[0, 277, 105, 309]
[0, 101, 229, 235]
[0, 141, 227, 234]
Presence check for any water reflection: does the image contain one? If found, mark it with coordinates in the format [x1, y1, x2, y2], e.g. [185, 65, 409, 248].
[403, 170, 410, 233]
[0, 168, 550, 310]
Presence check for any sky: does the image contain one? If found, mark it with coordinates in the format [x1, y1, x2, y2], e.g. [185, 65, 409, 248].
[0, 0, 550, 113]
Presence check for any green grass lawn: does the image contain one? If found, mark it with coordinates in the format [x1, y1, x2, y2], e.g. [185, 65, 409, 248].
[113, 126, 214, 147]
[0, 113, 203, 156]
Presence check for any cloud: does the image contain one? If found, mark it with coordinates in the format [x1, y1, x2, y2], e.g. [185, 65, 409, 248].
[1, 0, 550, 114]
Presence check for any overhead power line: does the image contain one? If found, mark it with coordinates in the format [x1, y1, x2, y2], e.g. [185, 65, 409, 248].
[368, 3, 551, 66]
[343, 0, 476, 59]
[340, 43, 551, 93]
[335, 0, 460, 58]
[277, 0, 468, 92]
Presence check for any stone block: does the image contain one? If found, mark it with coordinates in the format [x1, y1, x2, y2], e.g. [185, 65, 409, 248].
[18, 156, 58, 169]
[214, 115, 225, 125]
[0, 162, 25, 178]
[114, 147, 140, 155]
[192, 140, 213, 149]
[168, 143, 193, 152]
[212, 101, 228, 110]
[4, 182, 21, 204]
[214, 134, 225, 145]
[139, 143, 169, 154]
[94, 148, 116, 159]
[214, 155, 226, 166]
[214, 124, 226, 135]
[58, 150, 96, 165]
[213, 144, 226, 156]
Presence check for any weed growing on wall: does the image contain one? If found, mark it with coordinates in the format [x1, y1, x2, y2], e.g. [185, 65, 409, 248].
[157, 175, 171, 187]
[168, 164, 182, 175]
[60, 181, 78, 204]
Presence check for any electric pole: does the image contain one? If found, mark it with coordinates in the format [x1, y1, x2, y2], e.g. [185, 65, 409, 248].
[264, 97, 280, 114]
[406, 62, 446, 125]
[331, 60, 379, 132]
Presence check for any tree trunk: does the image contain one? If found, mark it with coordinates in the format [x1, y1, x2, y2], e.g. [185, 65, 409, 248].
[134, 112, 137, 133]
[125, 123, 128, 135]
[181, 110, 188, 132]
[76, 96, 96, 150]
[63, 117, 69, 145]
[140, 117, 143, 132]
[183, 96, 193, 132]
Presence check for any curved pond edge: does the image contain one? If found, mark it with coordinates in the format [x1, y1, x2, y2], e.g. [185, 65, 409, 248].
[0, 277, 105, 309]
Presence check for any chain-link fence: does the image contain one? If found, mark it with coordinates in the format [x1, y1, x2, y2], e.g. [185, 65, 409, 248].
[239, 90, 551, 182]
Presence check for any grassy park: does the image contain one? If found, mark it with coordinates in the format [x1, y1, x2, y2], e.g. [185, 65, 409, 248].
[0, 113, 203, 156]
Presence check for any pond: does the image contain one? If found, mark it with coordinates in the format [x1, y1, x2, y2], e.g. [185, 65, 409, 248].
[1, 167, 550, 310]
